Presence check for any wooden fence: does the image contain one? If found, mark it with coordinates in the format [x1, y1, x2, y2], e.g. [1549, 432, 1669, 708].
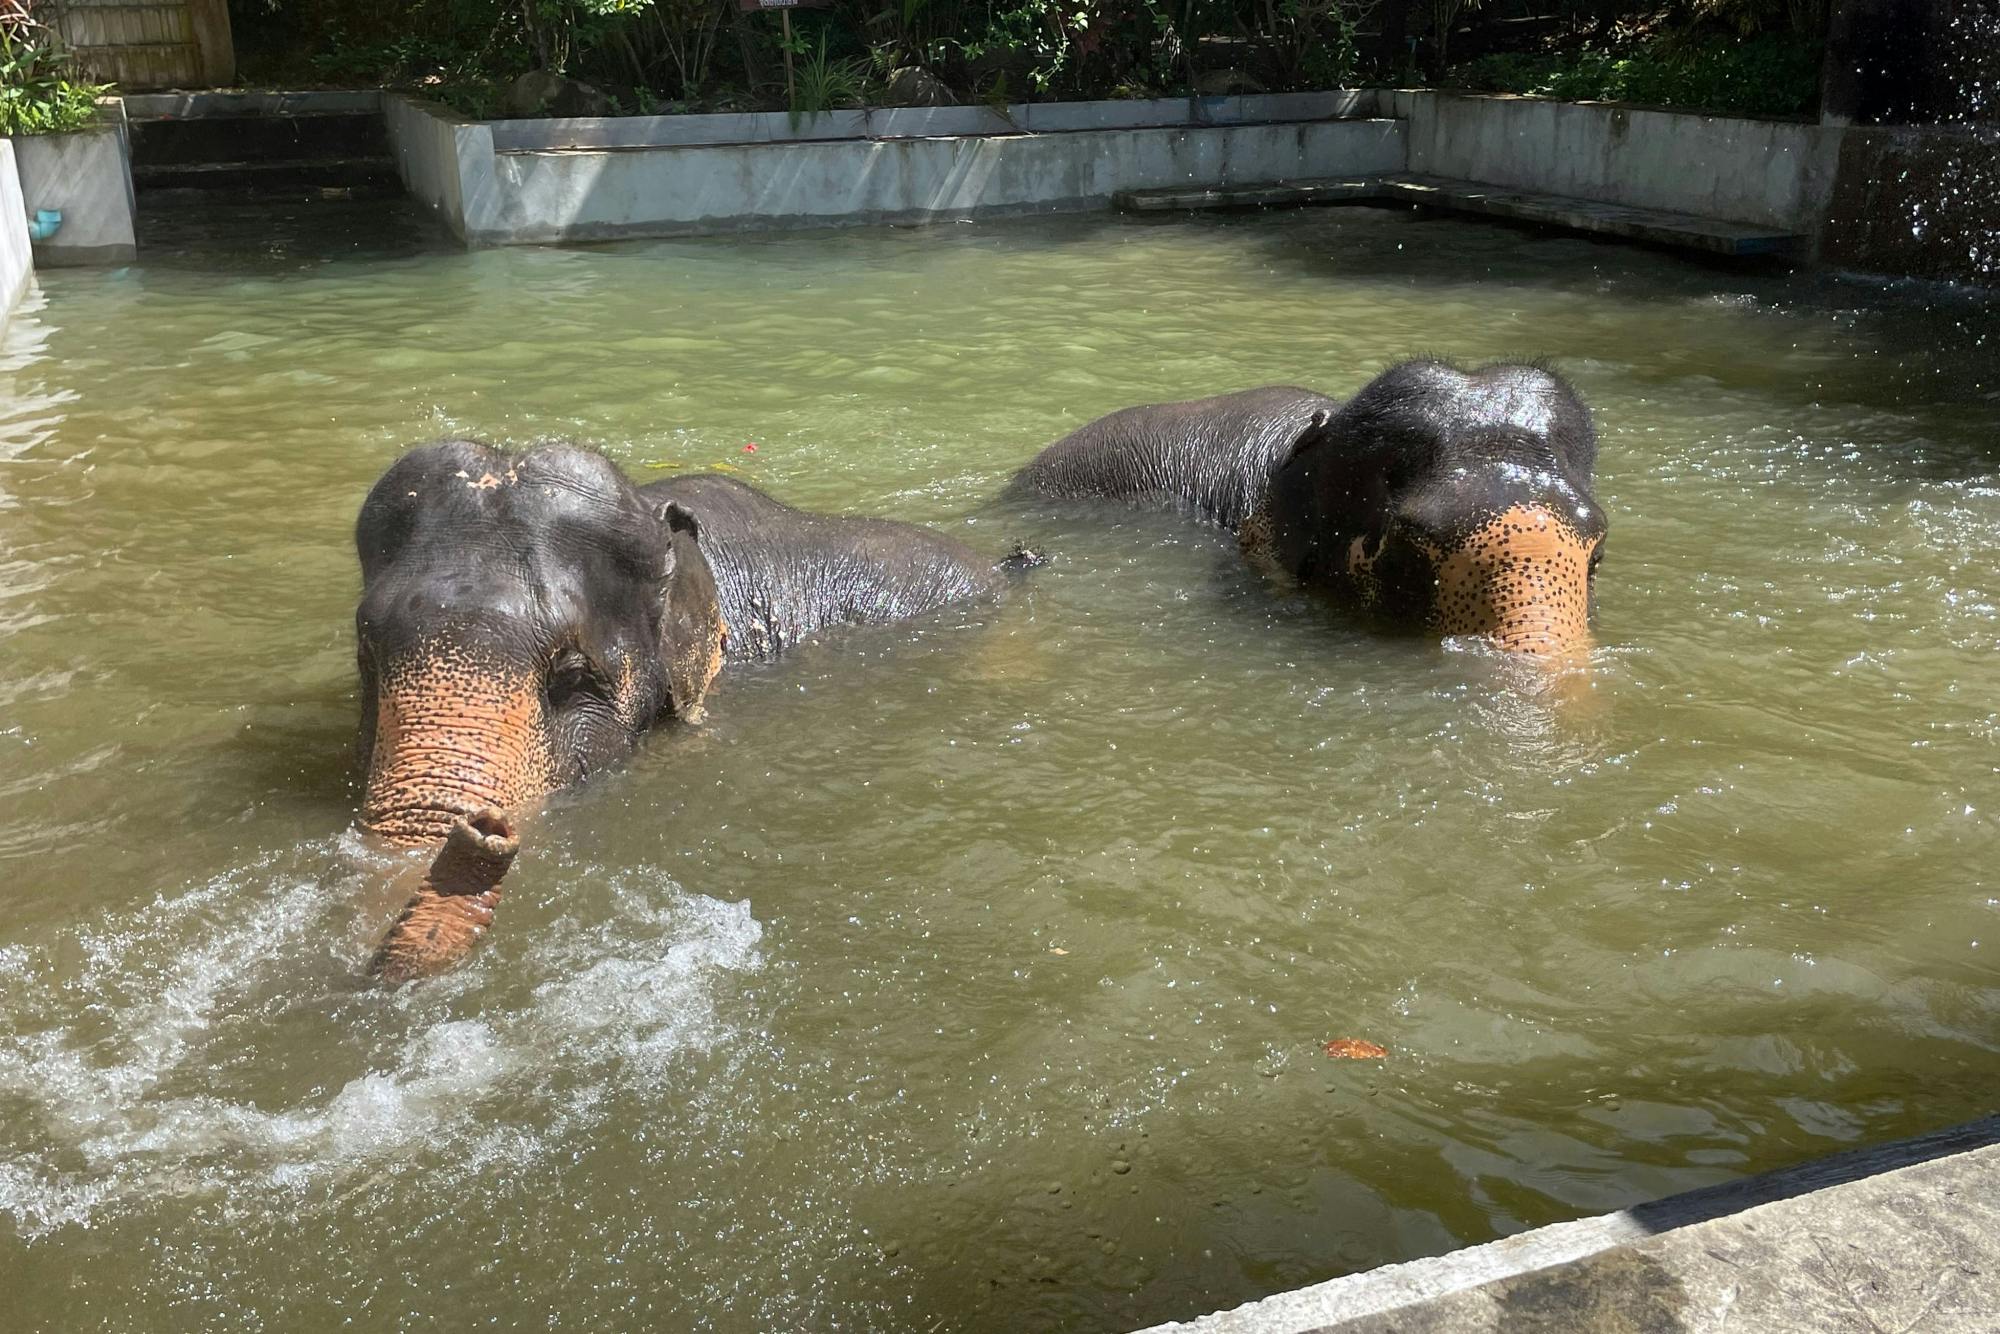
[43, 0, 233, 89]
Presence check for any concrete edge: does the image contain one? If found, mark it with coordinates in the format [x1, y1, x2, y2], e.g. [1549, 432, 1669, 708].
[8, 103, 139, 269]
[487, 89, 1374, 152]
[122, 88, 386, 119]
[0, 140, 31, 337]
[1137, 1115, 2000, 1333]
[460, 193, 1114, 245]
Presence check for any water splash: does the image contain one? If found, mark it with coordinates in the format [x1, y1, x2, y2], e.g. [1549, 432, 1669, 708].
[0, 847, 763, 1239]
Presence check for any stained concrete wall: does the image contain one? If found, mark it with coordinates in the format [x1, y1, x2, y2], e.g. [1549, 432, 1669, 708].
[0, 141, 33, 334]
[386, 94, 500, 243]
[8, 103, 138, 266]
[389, 87, 1996, 287]
[388, 94, 1403, 245]
[1385, 90, 1841, 232]
[489, 91, 1373, 152]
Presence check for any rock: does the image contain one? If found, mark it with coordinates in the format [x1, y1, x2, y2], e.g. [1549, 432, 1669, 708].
[499, 70, 613, 120]
[881, 66, 957, 107]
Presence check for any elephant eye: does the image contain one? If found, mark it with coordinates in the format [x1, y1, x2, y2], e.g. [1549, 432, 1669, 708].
[547, 649, 601, 708]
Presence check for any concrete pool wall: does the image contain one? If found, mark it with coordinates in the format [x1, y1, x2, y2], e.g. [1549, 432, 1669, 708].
[6, 104, 140, 268]
[386, 91, 1405, 245]
[383, 88, 1845, 253]
[0, 142, 31, 334]
[1388, 90, 1840, 234]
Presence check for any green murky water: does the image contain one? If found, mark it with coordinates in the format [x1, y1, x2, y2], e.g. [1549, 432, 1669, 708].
[2, 198, 1996, 1331]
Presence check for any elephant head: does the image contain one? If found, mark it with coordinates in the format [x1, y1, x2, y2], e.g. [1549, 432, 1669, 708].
[354, 440, 727, 847]
[1246, 360, 1606, 656]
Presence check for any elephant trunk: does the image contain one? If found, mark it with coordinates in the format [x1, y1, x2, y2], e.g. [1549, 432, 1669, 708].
[369, 807, 520, 986]
[1431, 504, 1597, 658]
[360, 656, 553, 847]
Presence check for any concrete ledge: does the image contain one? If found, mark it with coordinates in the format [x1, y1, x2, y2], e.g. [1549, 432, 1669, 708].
[487, 89, 1374, 152]
[123, 89, 385, 120]
[1140, 1115, 2000, 1333]
[0, 141, 31, 336]
[1118, 173, 1806, 256]
[7, 102, 138, 267]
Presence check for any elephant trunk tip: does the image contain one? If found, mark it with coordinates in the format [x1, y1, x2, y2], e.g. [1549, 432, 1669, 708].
[368, 807, 520, 989]
[456, 805, 519, 861]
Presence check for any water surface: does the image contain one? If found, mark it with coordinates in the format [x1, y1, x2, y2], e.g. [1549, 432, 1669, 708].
[2, 198, 1996, 1330]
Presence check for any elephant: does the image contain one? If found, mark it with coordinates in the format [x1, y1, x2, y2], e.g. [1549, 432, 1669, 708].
[353, 440, 1025, 980]
[639, 472, 1037, 662]
[1010, 359, 1605, 656]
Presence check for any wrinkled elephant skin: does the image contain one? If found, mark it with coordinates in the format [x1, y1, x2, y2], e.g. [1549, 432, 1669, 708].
[353, 440, 726, 849]
[369, 807, 520, 987]
[1011, 360, 1606, 656]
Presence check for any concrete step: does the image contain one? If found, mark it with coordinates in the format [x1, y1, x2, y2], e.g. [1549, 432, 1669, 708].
[1116, 173, 1806, 257]
[133, 155, 402, 199]
[1142, 1115, 2000, 1333]
[128, 112, 390, 169]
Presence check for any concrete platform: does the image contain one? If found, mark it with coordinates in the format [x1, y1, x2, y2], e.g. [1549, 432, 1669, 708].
[1139, 1115, 2000, 1333]
[1116, 173, 1807, 256]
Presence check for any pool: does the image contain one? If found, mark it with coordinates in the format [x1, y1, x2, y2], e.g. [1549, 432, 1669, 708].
[1, 197, 1995, 1330]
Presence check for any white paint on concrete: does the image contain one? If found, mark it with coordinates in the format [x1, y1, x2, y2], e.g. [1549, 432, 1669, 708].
[8, 101, 138, 266]
[1386, 90, 1840, 232]
[0, 140, 34, 334]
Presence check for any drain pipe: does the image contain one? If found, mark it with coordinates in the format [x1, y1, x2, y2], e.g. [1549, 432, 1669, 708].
[26, 209, 62, 241]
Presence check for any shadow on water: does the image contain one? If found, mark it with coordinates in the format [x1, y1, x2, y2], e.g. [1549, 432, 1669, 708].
[132, 191, 459, 274]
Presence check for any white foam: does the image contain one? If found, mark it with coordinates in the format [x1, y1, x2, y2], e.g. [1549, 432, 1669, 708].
[0, 854, 763, 1239]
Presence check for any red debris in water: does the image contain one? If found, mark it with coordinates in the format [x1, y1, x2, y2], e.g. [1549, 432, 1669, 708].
[743, 442, 759, 452]
[1323, 1038, 1388, 1060]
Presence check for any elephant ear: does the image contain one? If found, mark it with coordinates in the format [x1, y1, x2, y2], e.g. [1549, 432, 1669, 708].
[659, 500, 702, 541]
[1273, 407, 1334, 474]
[650, 500, 703, 579]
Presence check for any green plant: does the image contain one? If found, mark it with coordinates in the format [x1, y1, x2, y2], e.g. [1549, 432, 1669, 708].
[0, 27, 112, 137]
[789, 32, 868, 124]
[1271, 0, 1361, 89]
[1448, 31, 1820, 119]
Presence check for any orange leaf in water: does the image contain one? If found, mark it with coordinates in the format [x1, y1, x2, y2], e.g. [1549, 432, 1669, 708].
[1323, 1038, 1388, 1060]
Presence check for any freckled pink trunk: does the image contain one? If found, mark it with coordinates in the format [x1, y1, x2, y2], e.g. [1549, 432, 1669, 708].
[369, 808, 520, 986]
[360, 669, 550, 848]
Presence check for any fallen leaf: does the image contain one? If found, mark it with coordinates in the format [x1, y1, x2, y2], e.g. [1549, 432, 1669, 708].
[1049, 947, 1069, 956]
[1323, 1038, 1387, 1060]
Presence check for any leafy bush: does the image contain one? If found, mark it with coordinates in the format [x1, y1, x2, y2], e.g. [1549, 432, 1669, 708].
[1449, 32, 1820, 119]
[232, 0, 1824, 118]
[0, 28, 113, 136]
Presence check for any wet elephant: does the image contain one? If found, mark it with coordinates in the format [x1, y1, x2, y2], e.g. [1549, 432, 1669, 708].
[1010, 359, 1606, 656]
[353, 442, 1023, 980]
[639, 471, 1035, 662]
[354, 440, 726, 851]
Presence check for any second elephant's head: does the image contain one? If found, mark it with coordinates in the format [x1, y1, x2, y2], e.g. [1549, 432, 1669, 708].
[353, 441, 727, 846]
[1252, 360, 1607, 658]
